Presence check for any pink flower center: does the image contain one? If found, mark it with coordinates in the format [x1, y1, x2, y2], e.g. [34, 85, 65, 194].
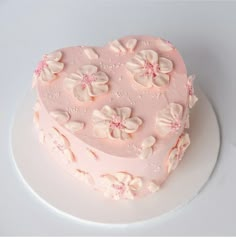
[171, 121, 181, 132]
[144, 61, 159, 78]
[81, 74, 96, 88]
[34, 58, 47, 76]
[110, 116, 124, 129]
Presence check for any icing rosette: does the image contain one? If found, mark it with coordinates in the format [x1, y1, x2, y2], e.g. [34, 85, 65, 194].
[167, 133, 190, 173]
[101, 172, 142, 200]
[32, 51, 64, 86]
[64, 65, 109, 102]
[92, 105, 142, 140]
[156, 103, 184, 137]
[126, 50, 173, 89]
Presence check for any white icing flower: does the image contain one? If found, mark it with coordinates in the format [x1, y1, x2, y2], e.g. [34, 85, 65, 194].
[102, 172, 142, 200]
[126, 50, 173, 88]
[139, 136, 156, 159]
[46, 128, 75, 162]
[167, 133, 190, 173]
[156, 103, 184, 137]
[65, 65, 109, 102]
[32, 51, 64, 86]
[187, 75, 198, 108]
[92, 105, 142, 140]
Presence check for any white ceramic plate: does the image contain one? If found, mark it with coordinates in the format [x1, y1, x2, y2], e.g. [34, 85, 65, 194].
[10, 86, 220, 225]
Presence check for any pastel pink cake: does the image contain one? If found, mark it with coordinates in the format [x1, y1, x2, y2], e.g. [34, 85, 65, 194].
[32, 36, 198, 200]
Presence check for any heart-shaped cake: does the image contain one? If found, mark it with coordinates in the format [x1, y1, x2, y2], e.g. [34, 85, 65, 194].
[32, 35, 198, 200]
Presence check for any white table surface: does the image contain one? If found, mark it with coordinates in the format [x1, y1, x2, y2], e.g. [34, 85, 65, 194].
[0, 0, 235, 236]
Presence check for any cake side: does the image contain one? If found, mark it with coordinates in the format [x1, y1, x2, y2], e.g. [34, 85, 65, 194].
[32, 35, 198, 200]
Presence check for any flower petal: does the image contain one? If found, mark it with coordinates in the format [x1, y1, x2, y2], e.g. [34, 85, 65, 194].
[64, 77, 78, 90]
[102, 174, 117, 186]
[93, 109, 112, 122]
[126, 60, 145, 74]
[79, 65, 97, 75]
[49, 128, 70, 148]
[123, 117, 142, 133]
[177, 133, 190, 152]
[73, 84, 91, 102]
[84, 48, 99, 59]
[141, 136, 156, 148]
[64, 121, 84, 133]
[189, 94, 198, 108]
[153, 72, 170, 88]
[109, 127, 121, 139]
[46, 51, 62, 61]
[170, 103, 183, 121]
[93, 71, 109, 84]
[156, 111, 174, 137]
[93, 121, 110, 138]
[69, 72, 83, 80]
[134, 73, 153, 88]
[139, 50, 158, 65]
[47, 61, 64, 73]
[125, 38, 138, 51]
[159, 57, 173, 73]
[49, 110, 70, 124]
[101, 105, 117, 119]
[139, 147, 152, 160]
[87, 84, 108, 96]
[109, 40, 126, 53]
[41, 67, 55, 82]
[121, 131, 130, 140]
[147, 181, 160, 193]
[64, 149, 75, 162]
[129, 177, 142, 191]
[123, 189, 134, 200]
[116, 107, 131, 120]
[115, 172, 132, 184]
[156, 38, 174, 52]
[167, 148, 179, 173]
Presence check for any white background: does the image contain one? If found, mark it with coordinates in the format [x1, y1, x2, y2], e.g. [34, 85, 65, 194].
[0, 0, 235, 236]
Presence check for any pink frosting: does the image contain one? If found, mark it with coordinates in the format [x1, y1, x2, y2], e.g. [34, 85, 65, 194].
[33, 35, 195, 200]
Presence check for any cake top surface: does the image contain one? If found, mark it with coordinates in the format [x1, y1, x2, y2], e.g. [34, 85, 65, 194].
[34, 35, 190, 158]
